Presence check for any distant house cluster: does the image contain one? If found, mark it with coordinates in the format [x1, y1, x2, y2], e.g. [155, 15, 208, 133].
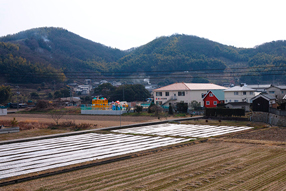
[152, 82, 286, 112]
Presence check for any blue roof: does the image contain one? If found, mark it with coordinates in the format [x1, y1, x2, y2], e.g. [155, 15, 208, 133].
[209, 89, 225, 100]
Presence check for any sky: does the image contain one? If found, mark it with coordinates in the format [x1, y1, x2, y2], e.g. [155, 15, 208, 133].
[0, 0, 285, 50]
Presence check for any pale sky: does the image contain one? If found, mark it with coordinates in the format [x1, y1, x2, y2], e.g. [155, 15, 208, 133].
[0, 0, 285, 50]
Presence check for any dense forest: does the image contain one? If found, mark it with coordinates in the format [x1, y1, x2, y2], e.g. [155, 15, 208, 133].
[1, 27, 286, 85]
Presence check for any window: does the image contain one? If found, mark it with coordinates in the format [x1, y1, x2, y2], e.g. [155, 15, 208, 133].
[156, 101, 162, 105]
[250, 92, 253, 95]
[165, 92, 169, 96]
[156, 92, 162, 96]
[234, 100, 238, 102]
[213, 101, 217, 105]
[225, 100, 228, 103]
[209, 93, 213, 97]
[269, 91, 275, 94]
[243, 91, 246, 95]
[234, 92, 238, 95]
[178, 91, 185, 96]
[206, 101, 210, 105]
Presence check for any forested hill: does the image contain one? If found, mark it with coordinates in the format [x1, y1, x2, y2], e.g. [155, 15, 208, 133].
[0, 27, 127, 72]
[117, 34, 248, 72]
[1, 27, 286, 85]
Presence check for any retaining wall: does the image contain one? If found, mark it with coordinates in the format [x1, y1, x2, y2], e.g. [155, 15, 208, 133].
[0, 127, 20, 134]
[251, 112, 286, 127]
[81, 110, 127, 115]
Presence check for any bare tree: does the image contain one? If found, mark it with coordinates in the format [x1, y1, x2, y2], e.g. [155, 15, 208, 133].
[50, 111, 64, 125]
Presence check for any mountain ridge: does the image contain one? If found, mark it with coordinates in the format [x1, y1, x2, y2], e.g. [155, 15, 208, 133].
[1, 27, 286, 85]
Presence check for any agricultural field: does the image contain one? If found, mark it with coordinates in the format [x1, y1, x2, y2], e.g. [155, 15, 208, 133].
[1, 120, 286, 190]
[3, 141, 286, 191]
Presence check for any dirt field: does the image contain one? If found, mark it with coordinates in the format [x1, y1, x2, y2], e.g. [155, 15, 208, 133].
[0, 113, 159, 127]
[3, 141, 286, 191]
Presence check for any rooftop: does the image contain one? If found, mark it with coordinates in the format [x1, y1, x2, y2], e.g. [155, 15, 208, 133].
[154, 83, 226, 91]
[224, 86, 256, 92]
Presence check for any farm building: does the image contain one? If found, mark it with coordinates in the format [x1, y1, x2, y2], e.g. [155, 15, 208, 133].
[225, 102, 250, 112]
[251, 93, 276, 112]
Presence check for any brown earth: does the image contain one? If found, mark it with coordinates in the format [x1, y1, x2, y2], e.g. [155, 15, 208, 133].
[0, 113, 160, 127]
[3, 141, 286, 191]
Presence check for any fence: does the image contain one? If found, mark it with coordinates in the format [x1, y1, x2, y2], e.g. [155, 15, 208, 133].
[269, 108, 286, 116]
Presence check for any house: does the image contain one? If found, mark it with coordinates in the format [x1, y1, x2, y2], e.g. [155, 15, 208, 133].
[225, 102, 250, 112]
[203, 90, 225, 108]
[60, 97, 81, 106]
[76, 85, 93, 95]
[251, 93, 276, 112]
[153, 83, 226, 107]
[266, 85, 286, 100]
[224, 85, 256, 103]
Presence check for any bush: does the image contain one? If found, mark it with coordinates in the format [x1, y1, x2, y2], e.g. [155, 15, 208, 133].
[176, 102, 188, 113]
[134, 105, 143, 113]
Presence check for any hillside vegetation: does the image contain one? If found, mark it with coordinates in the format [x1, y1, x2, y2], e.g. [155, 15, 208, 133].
[1, 27, 286, 85]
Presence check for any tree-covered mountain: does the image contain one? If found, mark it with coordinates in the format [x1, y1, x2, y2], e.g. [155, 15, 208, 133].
[1, 27, 286, 85]
[0, 27, 127, 73]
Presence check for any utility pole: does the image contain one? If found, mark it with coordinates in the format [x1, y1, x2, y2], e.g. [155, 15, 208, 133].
[16, 85, 19, 111]
[123, 85, 125, 101]
[70, 86, 72, 105]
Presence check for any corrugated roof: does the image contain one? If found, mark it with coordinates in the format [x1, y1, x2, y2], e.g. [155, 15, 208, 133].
[247, 84, 272, 89]
[224, 86, 255, 92]
[276, 85, 286, 90]
[154, 83, 226, 91]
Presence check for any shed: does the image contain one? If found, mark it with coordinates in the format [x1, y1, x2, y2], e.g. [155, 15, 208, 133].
[251, 93, 276, 112]
[225, 102, 250, 112]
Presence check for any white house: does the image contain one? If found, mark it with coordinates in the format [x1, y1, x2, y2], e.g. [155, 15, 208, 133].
[76, 85, 93, 95]
[224, 85, 256, 103]
[153, 82, 226, 107]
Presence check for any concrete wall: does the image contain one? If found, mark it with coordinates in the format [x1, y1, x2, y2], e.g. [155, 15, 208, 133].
[251, 111, 286, 127]
[0, 127, 19, 134]
[0, 109, 7, 116]
[81, 110, 127, 115]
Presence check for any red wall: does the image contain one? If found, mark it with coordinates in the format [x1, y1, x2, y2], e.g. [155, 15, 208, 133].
[204, 93, 220, 108]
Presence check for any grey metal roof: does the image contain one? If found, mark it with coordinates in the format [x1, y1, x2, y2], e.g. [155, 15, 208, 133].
[251, 93, 276, 101]
[247, 84, 272, 89]
[224, 86, 256, 92]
